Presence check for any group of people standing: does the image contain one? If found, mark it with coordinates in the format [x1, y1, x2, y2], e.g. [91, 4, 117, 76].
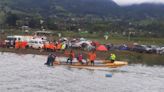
[66, 50, 97, 65]
[44, 42, 67, 52]
[45, 50, 116, 66]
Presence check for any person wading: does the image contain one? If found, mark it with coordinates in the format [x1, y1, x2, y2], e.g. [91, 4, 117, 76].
[45, 54, 56, 66]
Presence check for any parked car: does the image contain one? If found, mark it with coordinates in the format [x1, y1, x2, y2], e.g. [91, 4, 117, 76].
[132, 45, 153, 53]
[105, 43, 114, 50]
[5, 36, 17, 48]
[28, 38, 45, 49]
[118, 44, 129, 50]
[58, 37, 68, 43]
[141, 45, 153, 53]
[132, 45, 147, 53]
[71, 40, 92, 49]
[5, 35, 33, 48]
[150, 45, 161, 54]
[160, 47, 164, 55]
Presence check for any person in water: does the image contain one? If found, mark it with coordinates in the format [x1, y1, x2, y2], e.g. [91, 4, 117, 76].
[45, 54, 56, 66]
[66, 50, 75, 64]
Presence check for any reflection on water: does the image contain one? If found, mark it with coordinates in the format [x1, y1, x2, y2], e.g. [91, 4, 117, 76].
[0, 52, 164, 92]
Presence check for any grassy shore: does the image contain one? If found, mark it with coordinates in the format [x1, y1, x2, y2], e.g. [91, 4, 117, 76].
[1, 29, 164, 45]
[1, 29, 164, 66]
[60, 31, 164, 45]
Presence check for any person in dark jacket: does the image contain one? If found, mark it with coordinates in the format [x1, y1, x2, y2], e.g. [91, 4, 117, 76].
[45, 54, 56, 66]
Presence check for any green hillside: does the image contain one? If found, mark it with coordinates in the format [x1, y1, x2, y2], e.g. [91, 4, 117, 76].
[0, 0, 164, 37]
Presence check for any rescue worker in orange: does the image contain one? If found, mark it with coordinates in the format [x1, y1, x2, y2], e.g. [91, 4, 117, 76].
[86, 51, 91, 65]
[88, 51, 96, 66]
[49, 42, 55, 51]
[21, 41, 27, 49]
[57, 42, 62, 51]
[15, 41, 19, 49]
[44, 42, 49, 51]
[66, 50, 75, 65]
[53, 44, 57, 52]
[15, 39, 21, 49]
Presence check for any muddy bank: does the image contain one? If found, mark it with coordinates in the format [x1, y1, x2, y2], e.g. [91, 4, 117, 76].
[0, 48, 50, 56]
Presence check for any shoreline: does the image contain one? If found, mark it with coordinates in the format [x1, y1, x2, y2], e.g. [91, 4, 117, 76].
[0, 48, 66, 57]
[0, 48, 164, 66]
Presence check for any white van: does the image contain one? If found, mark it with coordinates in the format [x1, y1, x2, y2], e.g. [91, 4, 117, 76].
[28, 38, 45, 49]
[5, 35, 32, 48]
[6, 35, 33, 42]
[6, 36, 22, 42]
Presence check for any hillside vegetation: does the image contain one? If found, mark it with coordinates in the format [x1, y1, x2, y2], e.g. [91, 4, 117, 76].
[0, 0, 164, 37]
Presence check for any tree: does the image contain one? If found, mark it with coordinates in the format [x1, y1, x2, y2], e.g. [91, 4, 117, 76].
[0, 11, 6, 28]
[46, 18, 58, 30]
[5, 12, 19, 27]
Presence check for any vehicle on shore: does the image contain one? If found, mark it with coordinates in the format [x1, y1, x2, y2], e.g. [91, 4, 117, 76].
[5, 35, 33, 48]
[132, 45, 152, 53]
[27, 38, 46, 49]
[160, 47, 164, 55]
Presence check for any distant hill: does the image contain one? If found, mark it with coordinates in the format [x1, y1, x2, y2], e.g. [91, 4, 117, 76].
[0, 0, 119, 16]
[122, 3, 164, 19]
[1, 0, 164, 19]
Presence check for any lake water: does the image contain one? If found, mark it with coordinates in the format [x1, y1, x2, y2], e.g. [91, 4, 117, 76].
[0, 53, 164, 92]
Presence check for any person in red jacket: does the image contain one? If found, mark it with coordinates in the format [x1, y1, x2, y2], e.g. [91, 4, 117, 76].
[77, 53, 83, 64]
[89, 51, 96, 66]
[21, 41, 27, 49]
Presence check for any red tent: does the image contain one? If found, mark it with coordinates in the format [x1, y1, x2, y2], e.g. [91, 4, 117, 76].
[92, 41, 100, 46]
[96, 45, 108, 51]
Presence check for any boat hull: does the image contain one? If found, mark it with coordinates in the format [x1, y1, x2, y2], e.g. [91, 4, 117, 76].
[53, 61, 128, 69]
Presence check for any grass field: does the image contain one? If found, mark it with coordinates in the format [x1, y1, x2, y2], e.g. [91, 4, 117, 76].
[1, 29, 164, 45]
[60, 31, 164, 45]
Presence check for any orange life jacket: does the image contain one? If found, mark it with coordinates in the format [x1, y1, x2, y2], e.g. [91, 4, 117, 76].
[57, 43, 62, 50]
[44, 43, 50, 49]
[15, 41, 21, 49]
[89, 53, 96, 61]
[70, 52, 75, 59]
[49, 43, 54, 50]
[21, 41, 27, 49]
[88, 52, 91, 59]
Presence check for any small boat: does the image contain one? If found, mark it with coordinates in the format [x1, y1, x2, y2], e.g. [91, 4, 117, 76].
[53, 61, 128, 69]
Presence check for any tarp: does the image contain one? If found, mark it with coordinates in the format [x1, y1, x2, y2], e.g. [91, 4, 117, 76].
[92, 41, 100, 46]
[96, 45, 108, 51]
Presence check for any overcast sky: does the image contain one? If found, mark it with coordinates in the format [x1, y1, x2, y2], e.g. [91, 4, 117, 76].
[113, 0, 164, 5]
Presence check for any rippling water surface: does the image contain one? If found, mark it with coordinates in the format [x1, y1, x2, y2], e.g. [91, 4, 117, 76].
[0, 53, 164, 92]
